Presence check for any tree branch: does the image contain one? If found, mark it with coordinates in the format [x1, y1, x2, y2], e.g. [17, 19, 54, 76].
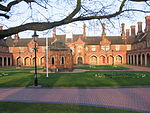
[0, 13, 9, 19]
[0, 0, 34, 12]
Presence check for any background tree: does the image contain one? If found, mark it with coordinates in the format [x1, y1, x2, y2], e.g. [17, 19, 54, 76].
[0, 0, 150, 38]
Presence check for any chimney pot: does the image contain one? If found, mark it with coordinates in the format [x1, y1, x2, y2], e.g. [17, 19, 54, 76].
[121, 23, 126, 39]
[137, 22, 143, 34]
[126, 29, 130, 37]
[131, 25, 136, 36]
[52, 27, 56, 37]
[83, 23, 86, 37]
[14, 33, 19, 40]
[102, 23, 106, 39]
[145, 16, 150, 32]
[0, 26, 3, 30]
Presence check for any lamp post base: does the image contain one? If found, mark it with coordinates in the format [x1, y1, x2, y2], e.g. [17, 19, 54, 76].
[28, 85, 42, 88]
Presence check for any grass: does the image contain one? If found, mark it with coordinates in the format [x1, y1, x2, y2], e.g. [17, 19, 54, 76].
[74, 65, 130, 70]
[0, 66, 44, 71]
[0, 102, 140, 113]
[0, 71, 150, 87]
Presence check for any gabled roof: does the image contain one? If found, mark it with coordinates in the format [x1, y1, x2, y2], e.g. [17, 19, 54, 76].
[0, 39, 8, 47]
[4, 33, 135, 47]
[50, 40, 70, 51]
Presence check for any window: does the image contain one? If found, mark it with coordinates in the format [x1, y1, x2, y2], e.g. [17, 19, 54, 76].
[85, 47, 88, 51]
[115, 45, 120, 51]
[70, 47, 74, 54]
[61, 56, 65, 65]
[19, 47, 24, 52]
[51, 56, 55, 65]
[91, 46, 96, 51]
[77, 46, 82, 53]
[101, 45, 110, 51]
[91, 56, 97, 62]
[127, 45, 131, 50]
[116, 55, 122, 62]
[147, 40, 150, 48]
[29, 47, 33, 52]
[42, 47, 46, 52]
[9, 47, 13, 53]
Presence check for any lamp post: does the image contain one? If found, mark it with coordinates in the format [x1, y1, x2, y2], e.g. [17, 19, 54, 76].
[32, 31, 39, 86]
[112, 50, 114, 66]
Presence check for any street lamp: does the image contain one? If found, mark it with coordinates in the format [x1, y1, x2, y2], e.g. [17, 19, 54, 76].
[112, 50, 114, 66]
[32, 31, 39, 86]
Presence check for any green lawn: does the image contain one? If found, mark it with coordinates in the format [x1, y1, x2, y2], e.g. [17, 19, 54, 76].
[74, 65, 130, 70]
[0, 102, 140, 113]
[0, 66, 44, 71]
[0, 71, 149, 87]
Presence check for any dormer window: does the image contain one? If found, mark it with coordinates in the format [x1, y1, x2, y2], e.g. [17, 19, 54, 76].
[91, 46, 96, 52]
[101, 45, 110, 51]
[77, 46, 82, 53]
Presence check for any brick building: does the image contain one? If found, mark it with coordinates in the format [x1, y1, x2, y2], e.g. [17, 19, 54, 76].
[0, 16, 150, 68]
[127, 16, 150, 67]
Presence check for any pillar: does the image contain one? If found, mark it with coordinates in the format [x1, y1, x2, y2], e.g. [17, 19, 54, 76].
[133, 55, 135, 65]
[140, 54, 143, 66]
[2, 57, 4, 66]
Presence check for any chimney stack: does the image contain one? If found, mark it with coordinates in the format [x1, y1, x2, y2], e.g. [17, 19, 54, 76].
[145, 16, 150, 32]
[102, 23, 106, 39]
[14, 33, 19, 40]
[0, 26, 3, 30]
[131, 25, 136, 36]
[137, 22, 143, 35]
[83, 23, 86, 37]
[121, 23, 126, 39]
[126, 29, 130, 37]
[52, 27, 56, 37]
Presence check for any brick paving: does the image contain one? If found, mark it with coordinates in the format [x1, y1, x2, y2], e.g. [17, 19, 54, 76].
[0, 87, 150, 113]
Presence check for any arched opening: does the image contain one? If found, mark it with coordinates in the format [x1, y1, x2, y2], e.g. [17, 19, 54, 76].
[40, 57, 45, 66]
[142, 54, 145, 66]
[116, 55, 122, 64]
[51, 56, 55, 65]
[131, 55, 133, 65]
[17, 57, 22, 66]
[32, 57, 39, 66]
[24, 57, 30, 66]
[90, 56, 97, 64]
[0, 57, 2, 66]
[108, 56, 114, 65]
[61, 56, 65, 65]
[8, 57, 11, 66]
[138, 54, 141, 65]
[128, 55, 130, 64]
[147, 53, 150, 66]
[4, 57, 7, 66]
[77, 57, 83, 64]
[100, 56, 105, 64]
[134, 55, 137, 65]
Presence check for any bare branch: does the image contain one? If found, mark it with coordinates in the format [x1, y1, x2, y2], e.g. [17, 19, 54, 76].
[0, 0, 34, 12]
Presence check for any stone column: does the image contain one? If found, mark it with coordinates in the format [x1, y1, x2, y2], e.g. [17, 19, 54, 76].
[140, 54, 143, 66]
[22, 58, 24, 66]
[6, 57, 9, 66]
[127, 55, 129, 64]
[2, 57, 4, 66]
[130, 55, 132, 65]
[133, 55, 135, 65]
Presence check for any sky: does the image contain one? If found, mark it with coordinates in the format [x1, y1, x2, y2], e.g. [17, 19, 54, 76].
[0, 0, 150, 38]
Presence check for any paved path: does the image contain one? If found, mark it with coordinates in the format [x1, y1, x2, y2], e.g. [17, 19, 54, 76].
[0, 87, 150, 113]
